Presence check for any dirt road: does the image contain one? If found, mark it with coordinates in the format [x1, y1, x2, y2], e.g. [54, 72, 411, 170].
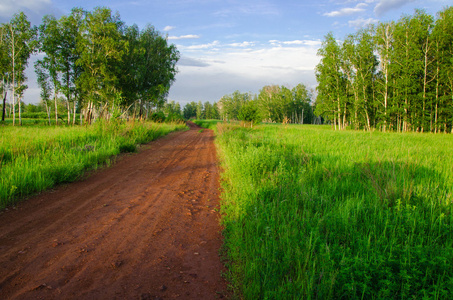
[0, 122, 227, 299]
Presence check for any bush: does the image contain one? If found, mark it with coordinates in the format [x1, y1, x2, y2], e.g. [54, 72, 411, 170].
[149, 111, 166, 122]
[20, 112, 49, 119]
[238, 101, 262, 125]
[166, 113, 185, 123]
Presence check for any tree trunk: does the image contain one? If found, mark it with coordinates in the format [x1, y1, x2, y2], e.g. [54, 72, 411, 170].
[11, 25, 16, 126]
[73, 101, 77, 125]
[337, 97, 341, 130]
[2, 91, 6, 122]
[54, 92, 58, 125]
[45, 101, 51, 125]
[18, 95, 22, 126]
[67, 100, 71, 125]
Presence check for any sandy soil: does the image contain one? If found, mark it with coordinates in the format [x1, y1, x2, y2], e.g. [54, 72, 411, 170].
[0, 122, 228, 299]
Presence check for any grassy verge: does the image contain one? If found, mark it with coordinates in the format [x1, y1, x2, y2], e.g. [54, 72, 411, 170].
[193, 119, 224, 130]
[0, 121, 186, 208]
[215, 123, 453, 299]
[1, 116, 83, 125]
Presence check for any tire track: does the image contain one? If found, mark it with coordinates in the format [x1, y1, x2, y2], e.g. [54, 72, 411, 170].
[0, 122, 227, 299]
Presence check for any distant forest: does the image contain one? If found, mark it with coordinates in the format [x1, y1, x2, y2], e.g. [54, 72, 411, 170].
[315, 6, 453, 133]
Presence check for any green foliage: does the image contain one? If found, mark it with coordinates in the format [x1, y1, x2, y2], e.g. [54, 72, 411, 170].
[216, 124, 453, 299]
[149, 111, 166, 122]
[2, 12, 38, 125]
[218, 90, 253, 120]
[183, 101, 198, 119]
[258, 84, 313, 123]
[1, 8, 179, 125]
[217, 85, 314, 124]
[183, 101, 220, 120]
[238, 100, 261, 124]
[0, 121, 186, 208]
[203, 101, 220, 119]
[117, 24, 179, 113]
[315, 7, 453, 133]
[315, 32, 346, 129]
[118, 139, 137, 153]
[193, 119, 225, 130]
[165, 113, 185, 123]
[162, 100, 182, 116]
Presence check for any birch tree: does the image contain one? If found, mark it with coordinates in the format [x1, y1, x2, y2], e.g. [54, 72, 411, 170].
[35, 60, 52, 124]
[353, 27, 378, 131]
[5, 12, 37, 125]
[433, 7, 453, 133]
[37, 15, 61, 125]
[76, 7, 125, 123]
[59, 8, 84, 125]
[315, 32, 346, 130]
[375, 21, 394, 132]
[0, 23, 10, 122]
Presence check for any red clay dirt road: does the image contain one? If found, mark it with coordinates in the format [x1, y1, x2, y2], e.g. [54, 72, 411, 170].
[0, 122, 228, 299]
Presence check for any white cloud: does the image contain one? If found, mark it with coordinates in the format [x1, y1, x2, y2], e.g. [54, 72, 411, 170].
[269, 39, 322, 47]
[163, 25, 175, 31]
[167, 34, 201, 40]
[228, 41, 255, 47]
[168, 41, 320, 103]
[323, 2, 368, 17]
[348, 17, 379, 28]
[180, 40, 220, 50]
[374, 0, 415, 16]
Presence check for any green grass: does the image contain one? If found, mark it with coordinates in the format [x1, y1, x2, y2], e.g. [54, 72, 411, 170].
[0, 120, 186, 208]
[193, 119, 225, 130]
[215, 123, 453, 299]
[1, 116, 83, 125]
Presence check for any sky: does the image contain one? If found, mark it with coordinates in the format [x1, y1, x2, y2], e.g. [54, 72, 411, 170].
[0, 0, 450, 106]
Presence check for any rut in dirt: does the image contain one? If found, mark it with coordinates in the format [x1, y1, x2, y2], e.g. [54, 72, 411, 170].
[0, 122, 228, 299]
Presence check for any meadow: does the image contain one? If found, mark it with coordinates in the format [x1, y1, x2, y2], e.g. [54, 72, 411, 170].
[204, 121, 453, 299]
[0, 121, 186, 208]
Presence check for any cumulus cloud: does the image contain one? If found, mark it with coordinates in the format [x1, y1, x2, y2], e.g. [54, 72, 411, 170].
[167, 34, 200, 40]
[163, 25, 175, 31]
[168, 41, 320, 103]
[323, 3, 368, 17]
[348, 17, 379, 28]
[374, 0, 415, 16]
[228, 41, 255, 48]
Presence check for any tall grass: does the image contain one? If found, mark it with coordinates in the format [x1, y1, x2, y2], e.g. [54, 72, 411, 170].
[0, 121, 186, 208]
[215, 123, 453, 299]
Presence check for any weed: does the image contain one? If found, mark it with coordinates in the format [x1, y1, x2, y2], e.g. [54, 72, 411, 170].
[216, 124, 453, 299]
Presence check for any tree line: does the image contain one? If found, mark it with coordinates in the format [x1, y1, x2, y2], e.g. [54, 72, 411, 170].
[215, 84, 316, 125]
[315, 6, 453, 133]
[0, 7, 179, 125]
[177, 83, 316, 125]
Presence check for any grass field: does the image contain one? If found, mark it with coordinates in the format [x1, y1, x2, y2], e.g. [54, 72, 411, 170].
[0, 121, 186, 208]
[208, 121, 453, 299]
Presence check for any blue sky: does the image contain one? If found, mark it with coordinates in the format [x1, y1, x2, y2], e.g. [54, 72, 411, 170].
[1, 0, 450, 105]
